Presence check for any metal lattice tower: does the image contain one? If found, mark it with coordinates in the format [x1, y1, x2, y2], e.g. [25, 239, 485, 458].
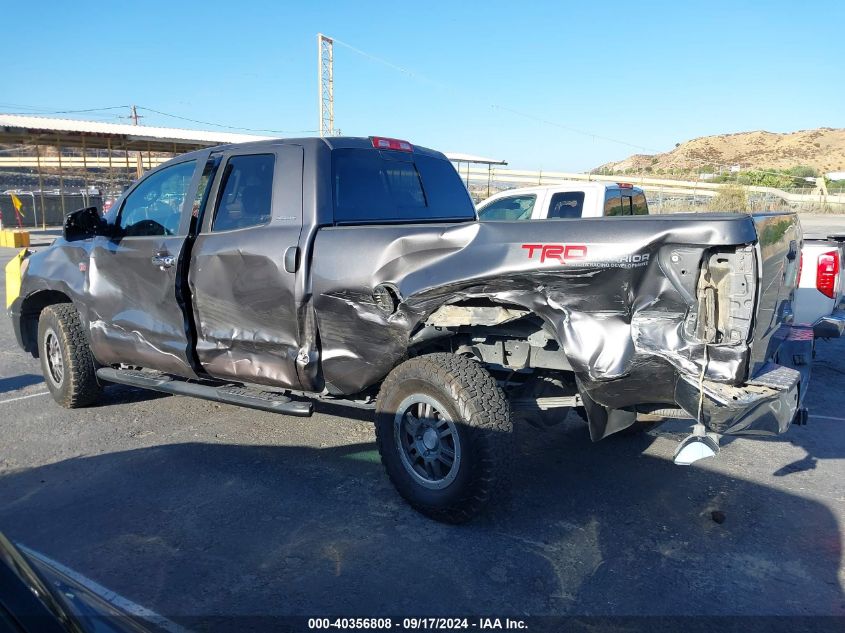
[318, 33, 334, 137]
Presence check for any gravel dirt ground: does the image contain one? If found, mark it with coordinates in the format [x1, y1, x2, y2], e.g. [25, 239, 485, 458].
[0, 239, 843, 630]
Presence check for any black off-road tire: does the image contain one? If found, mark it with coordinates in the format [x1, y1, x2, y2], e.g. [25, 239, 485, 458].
[37, 303, 101, 408]
[375, 353, 513, 523]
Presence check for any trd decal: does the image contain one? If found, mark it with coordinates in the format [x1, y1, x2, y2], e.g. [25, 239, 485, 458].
[522, 243, 588, 263]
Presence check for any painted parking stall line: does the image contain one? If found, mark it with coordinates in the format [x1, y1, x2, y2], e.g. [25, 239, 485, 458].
[0, 391, 49, 405]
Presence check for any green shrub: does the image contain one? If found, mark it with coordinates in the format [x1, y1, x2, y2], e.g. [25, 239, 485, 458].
[709, 185, 749, 212]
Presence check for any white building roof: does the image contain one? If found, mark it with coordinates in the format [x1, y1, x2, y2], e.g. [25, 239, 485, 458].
[0, 114, 507, 165]
[0, 113, 271, 150]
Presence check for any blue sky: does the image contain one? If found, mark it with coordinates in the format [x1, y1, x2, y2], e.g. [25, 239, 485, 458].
[3, 0, 843, 170]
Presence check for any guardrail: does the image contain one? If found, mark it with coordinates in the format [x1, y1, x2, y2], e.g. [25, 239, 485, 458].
[454, 165, 845, 207]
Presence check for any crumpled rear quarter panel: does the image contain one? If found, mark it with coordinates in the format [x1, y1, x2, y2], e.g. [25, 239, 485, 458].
[309, 215, 761, 409]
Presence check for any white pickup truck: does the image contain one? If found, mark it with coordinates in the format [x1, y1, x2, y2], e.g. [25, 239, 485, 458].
[794, 233, 845, 338]
[476, 181, 649, 220]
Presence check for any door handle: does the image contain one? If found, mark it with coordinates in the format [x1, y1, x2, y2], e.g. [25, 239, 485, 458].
[151, 253, 176, 269]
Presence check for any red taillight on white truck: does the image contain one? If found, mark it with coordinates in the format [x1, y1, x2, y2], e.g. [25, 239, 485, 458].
[817, 250, 840, 299]
[797, 250, 803, 284]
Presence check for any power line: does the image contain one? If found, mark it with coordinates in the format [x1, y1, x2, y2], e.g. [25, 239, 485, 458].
[0, 103, 129, 115]
[137, 106, 318, 134]
[491, 105, 660, 153]
[0, 102, 318, 135]
[324, 34, 830, 182]
[42, 105, 129, 114]
[331, 37, 448, 89]
[327, 34, 654, 153]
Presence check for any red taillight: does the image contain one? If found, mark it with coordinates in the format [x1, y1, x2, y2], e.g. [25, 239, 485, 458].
[370, 136, 413, 152]
[617, 182, 634, 188]
[817, 250, 840, 299]
[797, 249, 804, 284]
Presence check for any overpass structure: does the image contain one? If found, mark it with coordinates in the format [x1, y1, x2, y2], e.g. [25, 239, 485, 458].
[453, 165, 844, 208]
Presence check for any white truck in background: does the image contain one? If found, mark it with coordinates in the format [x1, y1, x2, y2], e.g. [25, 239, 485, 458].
[476, 181, 649, 220]
[795, 234, 845, 339]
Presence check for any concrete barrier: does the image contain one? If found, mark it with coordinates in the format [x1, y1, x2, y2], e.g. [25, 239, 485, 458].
[0, 230, 30, 248]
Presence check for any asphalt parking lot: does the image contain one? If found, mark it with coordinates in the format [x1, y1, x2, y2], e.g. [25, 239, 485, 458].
[0, 236, 843, 629]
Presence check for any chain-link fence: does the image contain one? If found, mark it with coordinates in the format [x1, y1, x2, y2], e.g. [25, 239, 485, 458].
[0, 144, 174, 227]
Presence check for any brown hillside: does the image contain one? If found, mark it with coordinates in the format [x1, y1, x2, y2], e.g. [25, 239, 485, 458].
[596, 128, 845, 174]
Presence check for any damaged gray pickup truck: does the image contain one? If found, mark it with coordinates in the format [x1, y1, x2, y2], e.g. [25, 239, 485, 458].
[9, 136, 813, 522]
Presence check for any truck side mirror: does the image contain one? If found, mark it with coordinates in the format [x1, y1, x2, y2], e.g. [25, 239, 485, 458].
[63, 207, 109, 242]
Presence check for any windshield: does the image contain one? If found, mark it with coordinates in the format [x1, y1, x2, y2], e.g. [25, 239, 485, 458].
[477, 194, 536, 221]
[332, 149, 475, 224]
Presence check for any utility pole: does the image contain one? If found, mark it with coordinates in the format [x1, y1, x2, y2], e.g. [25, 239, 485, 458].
[129, 105, 144, 178]
[318, 34, 335, 137]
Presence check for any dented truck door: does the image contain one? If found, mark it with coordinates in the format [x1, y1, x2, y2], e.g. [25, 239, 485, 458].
[88, 158, 204, 376]
[188, 145, 305, 388]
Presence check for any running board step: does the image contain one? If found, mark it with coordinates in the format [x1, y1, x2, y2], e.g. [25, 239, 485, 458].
[96, 368, 313, 417]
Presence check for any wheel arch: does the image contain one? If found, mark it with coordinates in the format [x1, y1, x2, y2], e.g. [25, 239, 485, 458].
[19, 289, 76, 357]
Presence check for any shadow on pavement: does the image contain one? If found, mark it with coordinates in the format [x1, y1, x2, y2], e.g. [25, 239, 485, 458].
[0, 420, 840, 626]
[0, 374, 43, 394]
[95, 384, 173, 407]
[765, 344, 845, 476]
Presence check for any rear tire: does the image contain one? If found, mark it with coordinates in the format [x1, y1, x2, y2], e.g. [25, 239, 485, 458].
[37, 303, 101, 408]
[375, 353, 513, 523]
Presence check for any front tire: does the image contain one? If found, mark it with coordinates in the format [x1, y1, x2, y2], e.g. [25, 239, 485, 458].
[37, 303, 101, 408]
[375, 353, 513, 523]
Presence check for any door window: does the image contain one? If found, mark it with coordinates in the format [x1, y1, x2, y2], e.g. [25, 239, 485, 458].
[118, 161, 196, 236]
[477, 195, 537, 221]
[547, 192, 585, 219]
[189, 156, 221, 234]
[211, 154, 275, 232]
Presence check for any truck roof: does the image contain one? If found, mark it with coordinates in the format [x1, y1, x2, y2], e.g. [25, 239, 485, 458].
[158, 136, 447, 165]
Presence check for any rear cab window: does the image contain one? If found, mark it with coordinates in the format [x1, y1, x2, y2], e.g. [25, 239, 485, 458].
[332, 149, 475, 224]
[605, 186, 649, 216]
[632, 191, 649, 215]
[547, 191, 585, 219]
[604, 188, 625, 216]
[477, 195, 537, 221]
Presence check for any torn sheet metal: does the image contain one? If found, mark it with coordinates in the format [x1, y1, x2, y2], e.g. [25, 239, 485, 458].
[308, 213, 804, 438]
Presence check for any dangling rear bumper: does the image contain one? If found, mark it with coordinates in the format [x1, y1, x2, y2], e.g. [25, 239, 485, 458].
[675, 325, 813, 435]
